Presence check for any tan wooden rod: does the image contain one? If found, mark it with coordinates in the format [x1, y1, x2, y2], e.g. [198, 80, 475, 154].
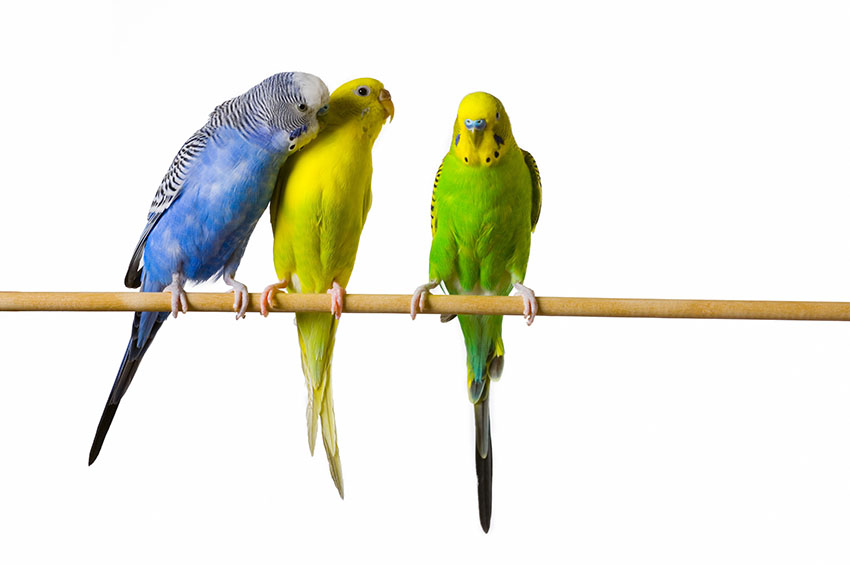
[1, 292, 850, 321]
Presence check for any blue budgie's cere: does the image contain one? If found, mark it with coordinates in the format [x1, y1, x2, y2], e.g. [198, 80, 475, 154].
[88, 72, 330, 465]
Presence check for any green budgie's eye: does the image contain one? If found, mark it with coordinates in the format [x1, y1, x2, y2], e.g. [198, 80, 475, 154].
[355, 86, 371, 97]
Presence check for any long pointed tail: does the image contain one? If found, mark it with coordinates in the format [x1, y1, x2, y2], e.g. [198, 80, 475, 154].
[296, 311, 343, 498]
[459, 314, 503, 532]
[89, 310, 166, 465]
[474, 395, 493, 532]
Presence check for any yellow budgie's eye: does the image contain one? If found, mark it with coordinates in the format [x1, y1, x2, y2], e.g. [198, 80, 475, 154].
[355, 86, 371, 97]
[318, 104, 329, 116]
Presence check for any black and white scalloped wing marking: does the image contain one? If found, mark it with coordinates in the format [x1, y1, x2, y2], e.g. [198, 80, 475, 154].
[430, 159, 444, 237]
[522, 149, 542, 232]
[124, 128, 211, 288]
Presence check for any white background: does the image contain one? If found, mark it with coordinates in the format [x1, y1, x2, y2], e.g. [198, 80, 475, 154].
[1, 1, 849, 562]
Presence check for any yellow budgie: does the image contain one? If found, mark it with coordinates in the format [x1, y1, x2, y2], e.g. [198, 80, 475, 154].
[260, 78, 393, 497]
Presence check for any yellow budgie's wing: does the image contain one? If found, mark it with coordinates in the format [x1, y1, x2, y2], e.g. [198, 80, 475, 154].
[362, 183, 372, 224]
[269, 163, 290, 229]
[430, 159, 445, 237]
[522, 149, 542, 232]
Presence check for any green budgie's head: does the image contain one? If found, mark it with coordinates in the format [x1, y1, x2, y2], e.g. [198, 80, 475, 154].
[451, 92, 514, 167]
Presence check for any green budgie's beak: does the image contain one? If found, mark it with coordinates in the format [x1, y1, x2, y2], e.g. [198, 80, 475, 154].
[464, 118, 486, 147]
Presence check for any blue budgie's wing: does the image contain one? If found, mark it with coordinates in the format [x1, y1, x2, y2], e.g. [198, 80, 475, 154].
[124, 128, 211, 288]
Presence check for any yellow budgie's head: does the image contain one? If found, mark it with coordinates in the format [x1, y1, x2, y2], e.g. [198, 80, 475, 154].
[323, 78, 393, 143]
[451, 92, 514, 167]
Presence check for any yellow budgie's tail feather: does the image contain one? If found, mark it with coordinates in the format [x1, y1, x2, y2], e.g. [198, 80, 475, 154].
[296, 311, 343, 495]
[474, 396, 492, 533]
[321, 375, 344, 498]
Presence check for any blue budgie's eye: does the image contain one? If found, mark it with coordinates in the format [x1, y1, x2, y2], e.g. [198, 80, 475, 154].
[355, 86, 371, 97]
[297, 103, 308, 111]
[318, 104, 329, 116]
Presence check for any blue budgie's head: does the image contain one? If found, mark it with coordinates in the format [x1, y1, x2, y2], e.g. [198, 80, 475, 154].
[220, 71, 330, 154]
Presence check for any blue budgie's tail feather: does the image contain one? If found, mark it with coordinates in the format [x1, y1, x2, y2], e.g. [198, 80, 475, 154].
[474, 393, 493, 533]
[124, 223, 157, 289]
[89, 309, 167, 465]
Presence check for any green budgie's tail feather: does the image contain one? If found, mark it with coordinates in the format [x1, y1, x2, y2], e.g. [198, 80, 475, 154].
[474, 394, 492, 533]
[459, 314, 505, 402]
[296, 311, 344, 498]
[459, 314, 501, 532]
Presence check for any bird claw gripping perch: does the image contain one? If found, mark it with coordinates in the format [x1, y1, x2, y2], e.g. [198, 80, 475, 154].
[512, 282, 538, 325]
[328, 281, 345, 319]
[224, 273, 249, 320]
[411, 280, 440, 319]
[162, 274, 188, 318]
[260, 279, 288, 317]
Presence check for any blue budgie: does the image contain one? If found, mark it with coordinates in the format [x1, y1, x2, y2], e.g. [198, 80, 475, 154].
[89, 72, 330, 465]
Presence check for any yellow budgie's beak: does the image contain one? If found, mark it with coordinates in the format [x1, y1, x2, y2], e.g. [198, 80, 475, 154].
[379, 89, 394, 123]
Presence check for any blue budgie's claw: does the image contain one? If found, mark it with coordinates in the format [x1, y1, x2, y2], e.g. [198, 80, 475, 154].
[162, 274, 188, 318]
[224, 272, 249, 320]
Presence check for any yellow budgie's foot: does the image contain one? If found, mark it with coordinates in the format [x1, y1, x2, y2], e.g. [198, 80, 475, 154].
[328, 281, 345, 319]
[260, 279, 287, 317]
[513, 282, 538, 326]
[162, 273, 188, 318]
[223, 272, 249, 320]
[410, 279, 440, 320]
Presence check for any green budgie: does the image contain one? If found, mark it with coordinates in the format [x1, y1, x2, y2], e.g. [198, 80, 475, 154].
[411, 92, 541, 532]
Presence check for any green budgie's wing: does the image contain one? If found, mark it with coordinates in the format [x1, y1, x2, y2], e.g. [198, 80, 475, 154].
[430, 159, 444, 237]
[522, 149, 542, 232]
[429, 157, 456, 323]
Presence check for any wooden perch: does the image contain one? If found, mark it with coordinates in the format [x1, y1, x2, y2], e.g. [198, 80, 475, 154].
[1, 292, 850, 321]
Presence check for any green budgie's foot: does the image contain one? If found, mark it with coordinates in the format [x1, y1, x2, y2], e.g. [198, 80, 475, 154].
[162, 273, 188, 318]
[223, 272, 249, 320]
[260, 278, 288, 317]
[513, 282, 538, 325]
[327, 281, 345, 319]
[410, 279, 440, 320]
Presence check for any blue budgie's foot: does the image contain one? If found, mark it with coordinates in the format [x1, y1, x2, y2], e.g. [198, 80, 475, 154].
[260, 278, 288, 317]
[513, 282, 538, 326]
[224, 273, 249, 320]
[162, 274, 188, 318]
[410, 279, 439, 320]
[328, 281, 345, 319]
